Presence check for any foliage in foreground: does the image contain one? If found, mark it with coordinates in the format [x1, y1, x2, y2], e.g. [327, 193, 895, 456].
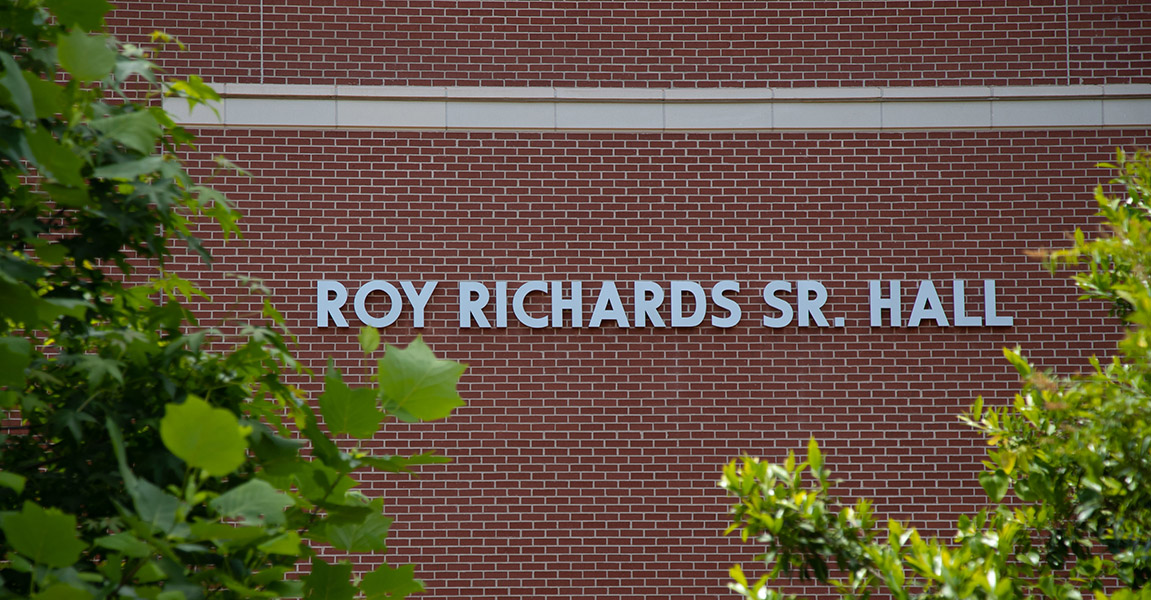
[722, 151, 1151, 600]
[0, 1, 465, 599]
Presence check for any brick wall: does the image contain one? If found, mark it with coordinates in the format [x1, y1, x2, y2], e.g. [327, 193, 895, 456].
[109, 0, 1151, 87]
[168, 129, 1146, 599]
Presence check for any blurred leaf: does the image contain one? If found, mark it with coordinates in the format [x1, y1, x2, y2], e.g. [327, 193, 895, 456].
[91, 156, 165, 180]
[0, 501, 86, 567]
[0, 53, 35, 120]
[209, 479, 293, 527]
[257, 531, 301, 555]
[90, 110, 162, 154]
[44, 0, 114, 30]
[0, 336, 32, 387]
[57, 29, 115, 83]
[32, 583, 92, 600]
[320, 368, 384, 439]
[361, 564, 424, 600]
[378, 337, 466, 421]
[27, 127, 84, 186]
[160, 395, 249, 477]
[303, 558, 356, 600]
[0, 471, 26, 494]
[358, 326, 380, 354]
[322, 510, 392, 552]
[95, 532, 151, 558]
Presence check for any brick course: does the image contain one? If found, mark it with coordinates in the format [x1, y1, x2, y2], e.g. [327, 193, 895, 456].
[168, 129, 1145, 599]
[109, 1, 1151, 88]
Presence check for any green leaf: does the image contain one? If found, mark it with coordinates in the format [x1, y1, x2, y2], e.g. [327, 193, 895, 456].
[32, 583, 92, 600]
[208, 479, 293, 527]
[27, 126, 84, 186]
[303, 558, 356, 600]
[979, 469, 1010, 502]
[23, 72, 64, 119]
[1003, 346, 1031, 377]
[257, 531, 301, 555]
[0, 53, 35, 120]
[168, 75, 221, 105]
[356, 451, 451, 473]
[0, 336, 32, 388]
[377, 337, 466, 421]
[361, 564, 424, 600]
[74, 354, 123, 389]
[42, 183, 90, 208]
[38, 298, 89, 322]
[131, 479, 181, 534]
[358, 326, 380, 354]
[0, 501, 86, 567]
[320, 368, 384, 439]
[31, 240, 69, 265]
[289, 461, 357, 503]
[91, 156, 165, 180]
[90, 110, 162, 154]
[321, 510, 392, 552]
[160, 395, 249, 477]
[0, 471, 26, 494]
[188, 521, 267, 544]
[95, 532, 151, 558]
[45, 0, 114, 30]
[807, 436, 822, 472]
[57, 29, 115, 83]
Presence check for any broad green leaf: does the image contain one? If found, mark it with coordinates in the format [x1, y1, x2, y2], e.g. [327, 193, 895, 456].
[27, 127, 84, 186]
[361, 564, 424, 600]
[168, 75, 221, 105]
[38, 298, 89, 322]
[0, 280, 44, 327]
[377, 337, 466, 421]
[32, 583, 92, 600]
[1003, 346, 1031, 377]
[0, 53, 35, 120]
[290, 460, 357, 503]
[979, 469, 1010, 502]
[41, 183, 90, 208]
[91, 156, 165, 180]
[31, 240, 68, 265]
[0, 471, 26, 494]
[303, 558, 356, 600]
[90, 110, 162, 154]
[74, 354, 123, 389]
[257, 531, 301, 555]
[0, 501, 86, 567]
[189, 521, 266, 544]
[807, 436, 822, 472]
[160, 395, 249, 477]
[320, 368, 384, 439]
[57, 29, 115, 83]
[252, 566, 293, 585]
[356, 451, 451, 474]
[358, 326, 380, 354]
[22, 72, 64, 119]
[45, 0, 114, 30]
[209, 479, 292, 527]
[95, 532, 151, 558]
[0, 336, 32, 388]
[134, 560, 167, 583]
[131, 479, 181, 534]
[321, 511, 392, 552]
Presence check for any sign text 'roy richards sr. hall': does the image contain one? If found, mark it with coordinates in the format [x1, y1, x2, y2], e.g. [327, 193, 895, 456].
[316, 279, 1013, 330]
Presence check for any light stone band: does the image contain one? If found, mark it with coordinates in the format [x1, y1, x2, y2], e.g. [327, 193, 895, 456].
[165, 84, 1151, 130]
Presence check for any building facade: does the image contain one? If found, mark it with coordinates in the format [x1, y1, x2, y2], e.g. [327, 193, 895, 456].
[110, 2, 1151, 599]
